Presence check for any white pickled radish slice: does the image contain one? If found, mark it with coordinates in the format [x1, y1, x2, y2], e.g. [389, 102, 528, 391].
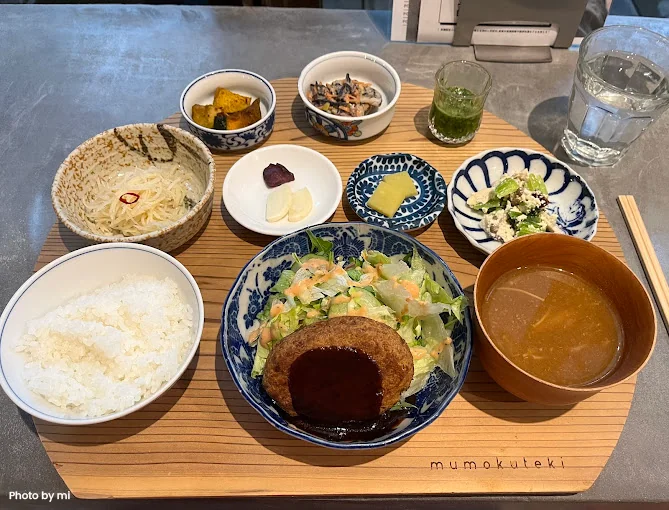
[266, 184, 293, 222]
[288, 187, 313, 222]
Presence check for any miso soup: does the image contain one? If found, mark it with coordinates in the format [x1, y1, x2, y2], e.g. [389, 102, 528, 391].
[482, 265, 623, 386]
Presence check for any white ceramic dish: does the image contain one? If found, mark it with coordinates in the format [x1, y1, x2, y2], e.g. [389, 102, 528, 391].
[222, 144, 342, 236]
[298, 51, 401, 141]
[0, 243, 204, 425]
[180, 69, 276, 151]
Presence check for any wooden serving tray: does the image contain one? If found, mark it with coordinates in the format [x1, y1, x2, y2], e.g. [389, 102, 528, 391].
[34, 79, 634, 498]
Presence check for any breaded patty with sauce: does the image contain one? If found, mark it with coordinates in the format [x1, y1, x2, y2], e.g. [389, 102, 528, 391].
[262, 316, 414, 418]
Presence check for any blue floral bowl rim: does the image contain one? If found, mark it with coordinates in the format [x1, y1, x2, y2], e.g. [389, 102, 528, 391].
[297, 51, 402, 122]
[179, 69, 277, 135]
[446, 147, 600, 255]
[220, 221, 473, 449]
[346, 153, 447, 232]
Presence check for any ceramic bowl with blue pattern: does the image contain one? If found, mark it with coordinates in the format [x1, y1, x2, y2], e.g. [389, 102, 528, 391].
[298, 51, 401, 141]
[447, 148, 599, 255]
[221, 222, 472, 449]
[180, 69, 276, 151]
[346, 154, 447, 232]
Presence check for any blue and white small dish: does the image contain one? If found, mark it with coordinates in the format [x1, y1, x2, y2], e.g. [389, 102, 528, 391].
[180, 69, 276, 151]
[346, 153, 447, 232]
[221, 222, 472, 449]
[447, 147, 599, 255]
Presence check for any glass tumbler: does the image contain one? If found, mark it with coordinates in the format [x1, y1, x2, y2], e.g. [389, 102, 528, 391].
[562, 26, 669, 166]
[428, 60, 492, 144]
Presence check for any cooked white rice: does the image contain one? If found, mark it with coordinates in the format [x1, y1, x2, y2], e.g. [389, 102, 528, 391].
[15, 275, 194, 418]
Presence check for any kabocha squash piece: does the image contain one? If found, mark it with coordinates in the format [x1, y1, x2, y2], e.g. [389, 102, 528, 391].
[213, 87, 251, 113]
[191, 104, 211, 128]
[213, 113, 227, 130]
[225, 99, 262, 130]
[192, 104, 224, 129]
[193, 93, 260, 130]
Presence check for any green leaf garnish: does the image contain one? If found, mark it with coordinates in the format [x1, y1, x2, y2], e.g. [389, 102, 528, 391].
[306, 230, 333, 256]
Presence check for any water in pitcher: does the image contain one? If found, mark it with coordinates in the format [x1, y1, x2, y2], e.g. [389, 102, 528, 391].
[562, 50, 669, 166]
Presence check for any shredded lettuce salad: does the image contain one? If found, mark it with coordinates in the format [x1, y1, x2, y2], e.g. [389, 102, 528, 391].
[246, 231, 467, 402]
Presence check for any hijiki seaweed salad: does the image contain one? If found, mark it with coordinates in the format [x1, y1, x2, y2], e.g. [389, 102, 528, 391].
[247, 232, 467, 404]
[306, 74, 382, 117]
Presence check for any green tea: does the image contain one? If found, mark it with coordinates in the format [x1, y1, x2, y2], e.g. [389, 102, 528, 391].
[429, 86, 483, 142]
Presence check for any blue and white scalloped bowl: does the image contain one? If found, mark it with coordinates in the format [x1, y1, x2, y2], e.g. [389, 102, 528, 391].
[447, 148, 599, 255]
[221, 222, 472, 449]
[346, 154, 447, 232]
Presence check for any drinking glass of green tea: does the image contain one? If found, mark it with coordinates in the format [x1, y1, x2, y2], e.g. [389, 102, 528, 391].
[428, 60, 492, 144]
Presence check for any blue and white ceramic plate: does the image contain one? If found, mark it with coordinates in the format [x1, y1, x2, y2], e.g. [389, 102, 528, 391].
[346, 154, 447, 232]
[221, 222, 472, 449]
[447, 148, 599, 255]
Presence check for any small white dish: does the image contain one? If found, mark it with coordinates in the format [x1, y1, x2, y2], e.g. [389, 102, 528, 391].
[0, 243, 204, 425]
[222, 144, 342, 236]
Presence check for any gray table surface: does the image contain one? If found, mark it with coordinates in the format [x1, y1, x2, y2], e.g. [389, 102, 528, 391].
[1, 5, 668, 508]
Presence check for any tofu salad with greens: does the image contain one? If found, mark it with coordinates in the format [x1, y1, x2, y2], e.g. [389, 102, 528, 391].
[247, 232, 467, 401]
[466, 170, 558, 243]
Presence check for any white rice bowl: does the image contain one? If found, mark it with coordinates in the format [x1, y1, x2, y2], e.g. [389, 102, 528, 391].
[0, 243, 203, 425]
[16, 276, 193, 418]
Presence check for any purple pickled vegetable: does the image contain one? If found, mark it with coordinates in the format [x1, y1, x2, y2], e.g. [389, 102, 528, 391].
[263, 163, 295, 188]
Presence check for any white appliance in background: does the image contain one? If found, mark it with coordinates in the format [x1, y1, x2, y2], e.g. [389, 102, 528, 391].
[391, 0, 564, 46]
[438, 0, 458, 23]
[390, 0, 417, 42]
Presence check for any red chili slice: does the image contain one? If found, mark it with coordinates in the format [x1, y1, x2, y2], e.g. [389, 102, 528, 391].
[119, 192, 140, 204]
